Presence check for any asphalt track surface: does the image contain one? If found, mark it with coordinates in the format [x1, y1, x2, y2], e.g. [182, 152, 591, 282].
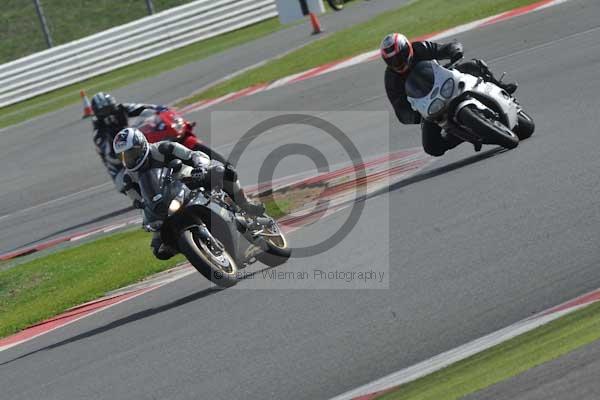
[2, 0, 600, 399]
[0, 0, 410, 255]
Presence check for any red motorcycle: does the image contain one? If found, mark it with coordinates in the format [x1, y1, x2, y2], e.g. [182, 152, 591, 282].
[131, 107, 227, 164]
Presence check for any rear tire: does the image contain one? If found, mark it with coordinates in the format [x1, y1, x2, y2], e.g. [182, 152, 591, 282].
[458, 107, 519, 150]
[255, 224, 291, 267]
[178, 229, 239, 287]
[514, 110, 535, 140]
[327, 0, 345, 11]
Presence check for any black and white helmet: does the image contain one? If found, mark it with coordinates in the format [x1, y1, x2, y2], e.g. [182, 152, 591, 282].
[113, 128, 149, 171]
[91, 92, 117, 118]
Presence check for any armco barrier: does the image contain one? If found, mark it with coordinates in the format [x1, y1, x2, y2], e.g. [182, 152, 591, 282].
[0, 0, 277, 108]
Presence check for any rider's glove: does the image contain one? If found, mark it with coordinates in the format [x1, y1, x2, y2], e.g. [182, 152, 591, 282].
[447, 42, 464, 62]
[155, 105, 168, 113]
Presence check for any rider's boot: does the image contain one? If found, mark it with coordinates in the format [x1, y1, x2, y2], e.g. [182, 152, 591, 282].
[156, 244, 177, 260]
[229, 180, 265, 217]
[151, 233, 177, 260]
[474, 59, 518, 95]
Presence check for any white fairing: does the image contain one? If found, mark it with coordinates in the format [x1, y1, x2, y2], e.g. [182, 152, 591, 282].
[407, 61, 520, 130]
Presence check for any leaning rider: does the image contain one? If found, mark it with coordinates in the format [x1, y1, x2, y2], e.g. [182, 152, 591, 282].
[90, 92, 159, 194]
[113, 128, 265, 260]
[381, 33, 518, 157]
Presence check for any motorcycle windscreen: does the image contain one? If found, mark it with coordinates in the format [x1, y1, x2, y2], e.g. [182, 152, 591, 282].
[131, 109, 159, 129]
[405, 61, 435, 98]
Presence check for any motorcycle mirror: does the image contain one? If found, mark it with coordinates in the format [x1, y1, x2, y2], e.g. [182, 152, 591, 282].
[168, 159, 183, 172]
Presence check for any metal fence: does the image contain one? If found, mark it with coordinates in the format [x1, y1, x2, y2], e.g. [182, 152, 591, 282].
[0, 0, 277, 108]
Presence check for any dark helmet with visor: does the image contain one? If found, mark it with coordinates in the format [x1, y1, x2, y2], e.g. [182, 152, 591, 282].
[91, 92, 117, 118]
[380, 33, 414, 74]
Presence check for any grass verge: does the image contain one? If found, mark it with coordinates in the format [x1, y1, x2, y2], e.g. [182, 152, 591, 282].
[376, 301, 600, 400]
[261, 185, 326, 219]
[177, 0, 544, 106]
[0, 229, 184, 339]
[0, 18, 282, 130]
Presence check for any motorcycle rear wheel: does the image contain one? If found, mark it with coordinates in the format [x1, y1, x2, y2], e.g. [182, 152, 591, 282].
[459, 106, 519, 150]
[255, 223, 291, 267]
[178, 229, 239, 287]
[327, 0, 345, 11]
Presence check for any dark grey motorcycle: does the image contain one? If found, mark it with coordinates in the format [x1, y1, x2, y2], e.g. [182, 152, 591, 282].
[139, 160, 291, 288]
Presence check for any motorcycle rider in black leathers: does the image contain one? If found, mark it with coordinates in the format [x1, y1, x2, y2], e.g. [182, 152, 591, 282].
[92, 91, 230, 199]
[113, 128, 265, 260]
[91, 92, 159, 196]
[381, 33, 518, 156]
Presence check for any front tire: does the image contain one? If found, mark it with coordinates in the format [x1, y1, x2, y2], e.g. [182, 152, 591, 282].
[178, 229, 239, 287]
[458, 107, 519, 150]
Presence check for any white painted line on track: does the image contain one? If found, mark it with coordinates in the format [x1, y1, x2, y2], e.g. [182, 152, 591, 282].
[0, 182, 113, 222]
[331, 291, 600, 400]
[0, 285, 159, 353]
[491, 24, 600, 63]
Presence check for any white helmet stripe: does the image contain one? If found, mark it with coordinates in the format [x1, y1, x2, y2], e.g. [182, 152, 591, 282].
[113, 128, 135, 154]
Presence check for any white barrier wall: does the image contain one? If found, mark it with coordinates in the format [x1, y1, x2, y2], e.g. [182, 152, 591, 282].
[0, 0, 277, 108]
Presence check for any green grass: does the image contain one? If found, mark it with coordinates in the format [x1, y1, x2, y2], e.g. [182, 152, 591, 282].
[0, 229, 184, 339]
[263, 198, 293, 220]
[177, 0, 543, 106]
[376, 301, 600, 400]
[1, 0, 198, 64]
[0, 17, 282, 129]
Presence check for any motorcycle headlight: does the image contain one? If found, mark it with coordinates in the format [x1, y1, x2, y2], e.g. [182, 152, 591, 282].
[428, 99, 446, 115]
[441, 78, 455, 98]
[168, 199, 182, 215]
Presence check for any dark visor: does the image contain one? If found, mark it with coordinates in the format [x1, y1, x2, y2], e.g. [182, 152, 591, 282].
[121, 146, 145, 169]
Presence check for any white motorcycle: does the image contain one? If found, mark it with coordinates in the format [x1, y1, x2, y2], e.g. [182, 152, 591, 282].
[406, 59, 535, 151]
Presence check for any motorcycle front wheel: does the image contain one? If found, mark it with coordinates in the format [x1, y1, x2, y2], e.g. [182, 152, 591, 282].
[327, 0, 345, 11]
[514, 110, 535, 140]
[458, 106, 519, 150]
[178, 228, 239, 287]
